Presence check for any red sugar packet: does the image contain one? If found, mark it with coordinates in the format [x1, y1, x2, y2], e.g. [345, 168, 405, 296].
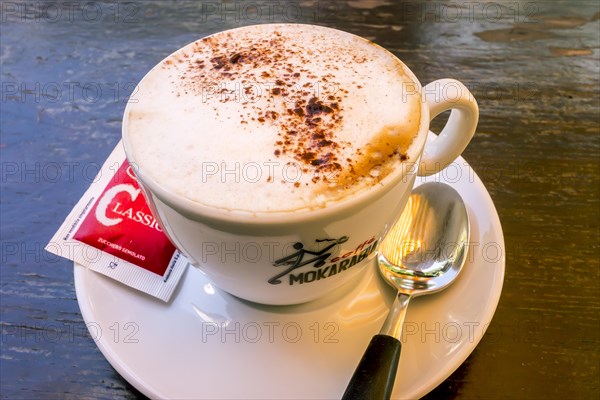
[46, 141, 188, 301]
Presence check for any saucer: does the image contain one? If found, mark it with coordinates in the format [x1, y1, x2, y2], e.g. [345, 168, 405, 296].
[74, 156, 505, 399]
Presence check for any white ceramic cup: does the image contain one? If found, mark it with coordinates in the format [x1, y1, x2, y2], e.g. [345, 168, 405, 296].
[122, 24, 478, 305]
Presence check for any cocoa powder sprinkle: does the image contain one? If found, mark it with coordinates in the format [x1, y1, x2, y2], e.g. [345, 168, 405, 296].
[168, 28, 410, 189]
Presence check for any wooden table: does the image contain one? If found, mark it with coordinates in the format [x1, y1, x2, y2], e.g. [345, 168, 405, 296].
[1, 1, 598, 398]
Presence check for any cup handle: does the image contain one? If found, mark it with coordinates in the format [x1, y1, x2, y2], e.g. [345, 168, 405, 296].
[417, 79, 479, 176]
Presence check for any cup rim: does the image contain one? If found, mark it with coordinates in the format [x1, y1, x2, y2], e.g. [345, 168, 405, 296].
[121, 23, 430, 226]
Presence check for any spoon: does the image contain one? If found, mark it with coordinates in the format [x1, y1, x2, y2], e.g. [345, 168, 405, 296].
[342, 182, 470, 400]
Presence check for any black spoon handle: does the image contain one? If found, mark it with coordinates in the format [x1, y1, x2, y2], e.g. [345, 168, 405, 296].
[341, 334, 401, 400]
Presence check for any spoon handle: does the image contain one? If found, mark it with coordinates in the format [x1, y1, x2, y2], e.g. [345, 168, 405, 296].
[341, 334, 401, 400]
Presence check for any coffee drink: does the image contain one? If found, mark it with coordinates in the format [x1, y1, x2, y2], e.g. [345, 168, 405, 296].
[122, 23, 478, 304]
[125, 24, 421, 213]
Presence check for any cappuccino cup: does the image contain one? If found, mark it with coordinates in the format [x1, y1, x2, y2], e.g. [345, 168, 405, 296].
[122, 24, 478, 305]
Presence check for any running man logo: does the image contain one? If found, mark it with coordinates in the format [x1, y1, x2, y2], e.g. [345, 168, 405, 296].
[269, 236, 378, 286]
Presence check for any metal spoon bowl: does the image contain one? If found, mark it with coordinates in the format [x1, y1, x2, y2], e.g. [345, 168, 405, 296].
[342, 182, 470, 400]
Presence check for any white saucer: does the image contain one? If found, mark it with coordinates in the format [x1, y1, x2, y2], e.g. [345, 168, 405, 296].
[74, 157, 505, 399]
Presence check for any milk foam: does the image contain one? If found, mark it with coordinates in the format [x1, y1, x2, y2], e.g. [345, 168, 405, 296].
[125, 24, 421, 212]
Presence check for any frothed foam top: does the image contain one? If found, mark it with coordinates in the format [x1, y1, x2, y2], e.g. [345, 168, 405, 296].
[125, 24, 421, 213]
